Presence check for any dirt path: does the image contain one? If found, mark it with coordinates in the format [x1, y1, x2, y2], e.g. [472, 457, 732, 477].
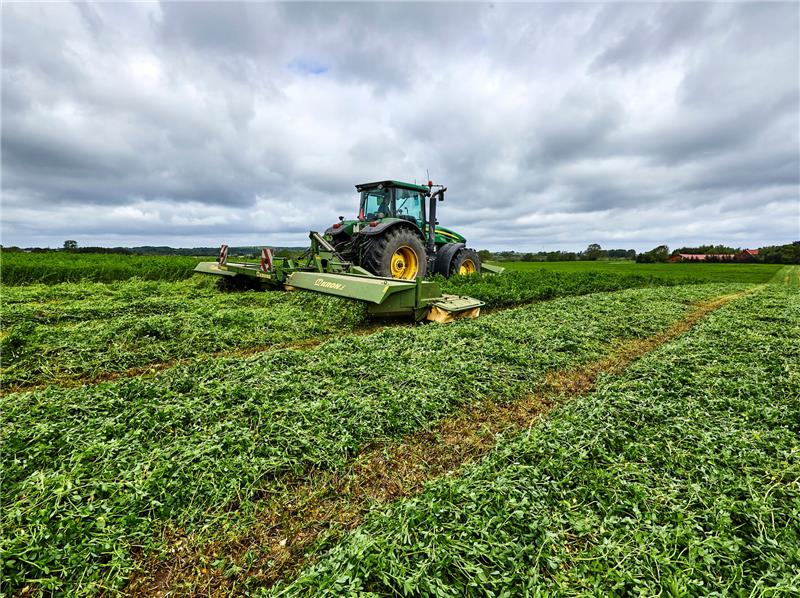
[125, 287, 758, 596]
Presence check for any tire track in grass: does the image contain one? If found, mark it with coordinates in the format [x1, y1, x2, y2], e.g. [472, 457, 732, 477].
[127, 287, 758, 596]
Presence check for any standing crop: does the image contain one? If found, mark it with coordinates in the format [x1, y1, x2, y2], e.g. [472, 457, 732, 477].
[498, 260, 782, 284]
[1, 252, 206, 285]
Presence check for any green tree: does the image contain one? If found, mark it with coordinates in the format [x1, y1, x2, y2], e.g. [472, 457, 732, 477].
[636, 245, 669, 263]
[63, 240, 78, 251]
[585, 243, 602, 260]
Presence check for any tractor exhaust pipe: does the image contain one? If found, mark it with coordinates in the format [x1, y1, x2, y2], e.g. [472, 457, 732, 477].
[427, 187, 446, 268]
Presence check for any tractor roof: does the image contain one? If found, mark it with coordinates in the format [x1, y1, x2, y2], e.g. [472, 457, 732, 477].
[356, 180, 430, 193]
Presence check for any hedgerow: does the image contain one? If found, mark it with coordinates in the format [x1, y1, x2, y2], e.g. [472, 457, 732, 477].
[0, 284, 736, 594]
[280, 284, 799, 596]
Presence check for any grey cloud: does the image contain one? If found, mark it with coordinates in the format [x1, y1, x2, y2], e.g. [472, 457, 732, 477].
[1, 1, 798, 250]
[590, 3, 713, 71]
[73, 1, 103, 36]
[525, 93, 624, 166]
[628, 90, 798, 167]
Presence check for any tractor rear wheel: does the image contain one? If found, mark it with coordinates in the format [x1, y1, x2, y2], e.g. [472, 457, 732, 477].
[450, 248, 481, 276]
[362, 227, 428, 280]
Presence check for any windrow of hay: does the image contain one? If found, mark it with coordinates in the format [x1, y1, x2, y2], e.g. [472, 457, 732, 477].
[128, 287, 756, 595]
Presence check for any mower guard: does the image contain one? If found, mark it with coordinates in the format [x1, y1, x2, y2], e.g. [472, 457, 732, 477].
[194, 261, 237, 277]
[481, 263, 505, 275]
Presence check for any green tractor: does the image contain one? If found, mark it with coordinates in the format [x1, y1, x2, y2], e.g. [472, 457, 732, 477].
[194, 179, 501, 322]
[323, 180, 484, 280]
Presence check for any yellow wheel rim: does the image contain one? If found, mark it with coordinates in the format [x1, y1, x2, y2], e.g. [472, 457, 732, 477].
[458, 259, 477, 275]
[390, 246, 419, 279]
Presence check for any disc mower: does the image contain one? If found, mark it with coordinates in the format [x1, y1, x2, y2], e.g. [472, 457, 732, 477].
[195, 179, 502, 322]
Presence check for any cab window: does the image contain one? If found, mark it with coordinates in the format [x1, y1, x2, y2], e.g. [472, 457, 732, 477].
[361, 189, 391, 219]
[395, 189, 423, 222]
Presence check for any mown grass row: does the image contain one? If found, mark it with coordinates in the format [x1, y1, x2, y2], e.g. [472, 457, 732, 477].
[1, 252, 206, 285]
[2, 270, 674, 328]
[0, 284, 739, 594]
[2, 277, 222, 326]
[439, 269, 691, 307]
[1, 278, 368, 389]
[278, 284, 799, 596]
[2, 270, 698, 389]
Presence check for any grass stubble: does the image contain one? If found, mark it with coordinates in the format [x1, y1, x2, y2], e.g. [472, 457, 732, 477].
[2, 283, 741, 594]
[281, 278, 798, 595]
[128, 288, 759, 595]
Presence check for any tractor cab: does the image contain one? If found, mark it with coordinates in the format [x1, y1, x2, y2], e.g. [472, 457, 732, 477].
[322, 178, 480, 280]
[357, 181, 429, 226]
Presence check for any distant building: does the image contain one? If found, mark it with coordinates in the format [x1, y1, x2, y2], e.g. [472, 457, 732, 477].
[736, 249, 760, 262]
[668, 253, 736, 262]
[667, 249, 760, 263]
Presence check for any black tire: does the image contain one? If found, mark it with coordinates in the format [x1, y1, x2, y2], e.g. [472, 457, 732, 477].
[449, 247, 481, 276]
[361, 227, 428, 280]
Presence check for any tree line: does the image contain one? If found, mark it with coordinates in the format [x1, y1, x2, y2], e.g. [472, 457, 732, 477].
[2, 240, 798, 264]
[635, 242, 800, 264]
[482, 244, 636, 262]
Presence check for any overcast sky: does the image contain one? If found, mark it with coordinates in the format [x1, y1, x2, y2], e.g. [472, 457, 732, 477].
[2, 2, 798, 251]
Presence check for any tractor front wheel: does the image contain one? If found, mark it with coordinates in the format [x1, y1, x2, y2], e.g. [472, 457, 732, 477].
[362, 227, 428, 280]
[450, 248, 481, 276]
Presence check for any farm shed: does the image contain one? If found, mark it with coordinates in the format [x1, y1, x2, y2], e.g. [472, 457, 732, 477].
[668, 253, 736, 262]
[736, 249, 760, 261]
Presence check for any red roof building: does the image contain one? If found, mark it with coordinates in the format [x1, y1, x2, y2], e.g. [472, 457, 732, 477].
[736, 249, 760, 261]
[668, 249, 760, 263]
[669, 253, 736, 262]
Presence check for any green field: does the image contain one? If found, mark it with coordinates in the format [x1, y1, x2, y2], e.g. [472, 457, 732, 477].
[497, 259, 783, 283]
[1, 255, 797, 596]
[0, 252, 782, 286]
[1, 277, 367, 389]
[0, 252, 205, 285]
[283, 283, 799, 596]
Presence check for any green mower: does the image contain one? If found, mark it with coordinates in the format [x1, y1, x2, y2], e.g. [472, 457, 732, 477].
[195, 179, 502, 322]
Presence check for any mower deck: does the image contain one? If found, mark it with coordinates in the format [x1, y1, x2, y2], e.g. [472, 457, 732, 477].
[194, 236, 485, 322]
